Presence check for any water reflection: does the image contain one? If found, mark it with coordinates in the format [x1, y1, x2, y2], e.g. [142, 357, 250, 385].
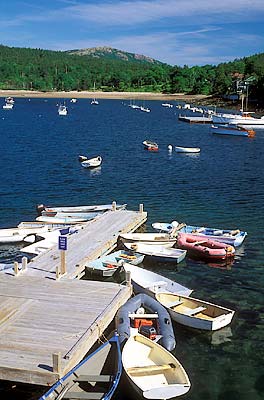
[89, 166, 102, 176]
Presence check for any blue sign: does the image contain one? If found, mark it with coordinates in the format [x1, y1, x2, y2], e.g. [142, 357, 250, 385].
[58, 236, 67, 251]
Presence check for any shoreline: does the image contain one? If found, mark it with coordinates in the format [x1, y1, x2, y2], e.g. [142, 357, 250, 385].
[0, 89, 212, 101]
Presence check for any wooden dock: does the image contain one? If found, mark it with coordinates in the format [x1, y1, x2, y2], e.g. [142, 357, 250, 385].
[0, 274, 131, 386]
[0, 206, 147, 386]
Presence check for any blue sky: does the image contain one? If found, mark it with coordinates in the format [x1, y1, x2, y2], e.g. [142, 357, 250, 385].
[1, 0, 264, 66]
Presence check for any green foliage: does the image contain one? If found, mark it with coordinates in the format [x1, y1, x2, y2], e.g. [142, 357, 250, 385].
[0, 44, 263, 104]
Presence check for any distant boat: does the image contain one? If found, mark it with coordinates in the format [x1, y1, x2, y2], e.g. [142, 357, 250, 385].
[124, 242, 186, 263]
[39, 332, 122, 400]
[5, 96, 14, 104]
[3, 102, 13, 110]
[140, 106, 151, 113]
[211, 124, 255, 137]
[58, 104, 67, 115]
[81, 156, 102, 168]
[175, 146, 200, 153]
[122, 335, 191, 400]
[91, 82, 99, 105]
[70, 98, 77, 103]
[162, 103, 173, 108]
[142, 140, 158, 151]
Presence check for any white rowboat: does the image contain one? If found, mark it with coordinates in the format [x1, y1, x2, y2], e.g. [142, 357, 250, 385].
[122, 335, 191, 399]
[155, 292, 235, 331]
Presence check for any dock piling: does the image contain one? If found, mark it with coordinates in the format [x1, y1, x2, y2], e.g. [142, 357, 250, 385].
[52, 352, 62, 374]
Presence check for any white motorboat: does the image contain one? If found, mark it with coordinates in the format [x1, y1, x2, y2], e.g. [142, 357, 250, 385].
[142, 140, 158, 151]
[155, 292, 235, 331]
[70, 98, 77, 103]
[212, 111, 264, 128]
[81, 156, 102, 168]
[122, 335, 191, 399]
[123, 263, 193, 297]
[175, 146, 200, 153]
[124, 242, 186, 263]
[58, 104, 68, 115]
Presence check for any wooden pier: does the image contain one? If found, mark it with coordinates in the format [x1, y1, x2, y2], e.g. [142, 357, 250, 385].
[0, 206, 147, 386]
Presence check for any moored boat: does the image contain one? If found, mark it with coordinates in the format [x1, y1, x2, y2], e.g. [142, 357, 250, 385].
[155, 292, 235, 331]
[176, 232, 235, 261]
[0, 225, 51, 244]
[123, 263, 193, 297]
[39, 332, 122, 400]
[36, 203, 126, 215]
[142, 140, 159, 151]
[119, 232, 176, 246]
[124, 242, 186, 263]
[175, 146, 200, 153]
[152, 221, 247, 247]
[58, 104, 67, 115]
[85, 249, 144, 278]
[211, 124, 255, 137]
[122, 335, 191, 399]
[81, 156, 102, 168]
[116, 293, 176, 351]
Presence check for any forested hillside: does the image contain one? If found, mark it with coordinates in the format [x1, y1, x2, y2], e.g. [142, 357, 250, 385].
[0, 45, 263, 104]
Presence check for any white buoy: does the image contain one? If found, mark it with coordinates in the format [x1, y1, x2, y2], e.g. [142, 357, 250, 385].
[168, 144, 173, 152]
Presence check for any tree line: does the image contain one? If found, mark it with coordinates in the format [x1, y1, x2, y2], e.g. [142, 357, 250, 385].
[0, 45, 263, 104]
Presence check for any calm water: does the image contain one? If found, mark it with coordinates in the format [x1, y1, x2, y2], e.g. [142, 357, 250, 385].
[0, 97, 264, 400]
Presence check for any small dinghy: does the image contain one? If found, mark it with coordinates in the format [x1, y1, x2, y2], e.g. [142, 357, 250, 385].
[142, 140, 159, 151]
[85, 249, 144, 278]
[36, 215, 88, 224]
[124, 242, 186, 263]
[177, 233, 235, 261]
[39, 332, 122, 400]
[211, 124, 255, 137]
[122, 335, 191, 399]
[119, 232, 176, 246]
[0, 225, 51, 244]
[37, 203, 127, 215]
[123, 263, 192, 297]
[81, 156, 102, 168]
[175, 146, 200, 153]
[155, 292, 235, 331]
[152, 221, 247, 247]
[116, 293, 176, 351]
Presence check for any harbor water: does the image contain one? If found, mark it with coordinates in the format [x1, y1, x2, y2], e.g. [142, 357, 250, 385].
[0, 97, 263, 399]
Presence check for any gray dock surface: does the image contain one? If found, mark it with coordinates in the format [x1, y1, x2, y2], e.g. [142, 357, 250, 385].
[178, 114, 212, 123]
[0, 207, 147, 385]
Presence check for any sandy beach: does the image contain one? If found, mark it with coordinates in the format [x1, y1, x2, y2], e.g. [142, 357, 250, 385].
[0, 89, 211, 101]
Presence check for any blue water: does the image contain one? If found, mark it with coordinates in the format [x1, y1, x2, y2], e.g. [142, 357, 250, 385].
[0, 97, 264, 399]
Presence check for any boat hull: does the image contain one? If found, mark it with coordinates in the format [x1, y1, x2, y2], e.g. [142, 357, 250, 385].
[156, 292, 235, 331]
[122, 335, 190, 400]
[124, 242, 186, 263]
[177, 233, 235, 261]
[39, 333, 122, 400]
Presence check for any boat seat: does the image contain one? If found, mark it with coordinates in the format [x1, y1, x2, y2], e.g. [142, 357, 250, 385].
[166, 300, 184, 308]
[127, 363, 176, 375]
[145, 280, 168, 289]
[185, 306, 206, 316]
[74, 375, 112, 383]
[64, 392, 104, 399]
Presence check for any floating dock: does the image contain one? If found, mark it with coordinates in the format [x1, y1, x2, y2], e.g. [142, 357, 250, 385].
[0, 206, 147, 386]
[178, 114, 212, 123]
